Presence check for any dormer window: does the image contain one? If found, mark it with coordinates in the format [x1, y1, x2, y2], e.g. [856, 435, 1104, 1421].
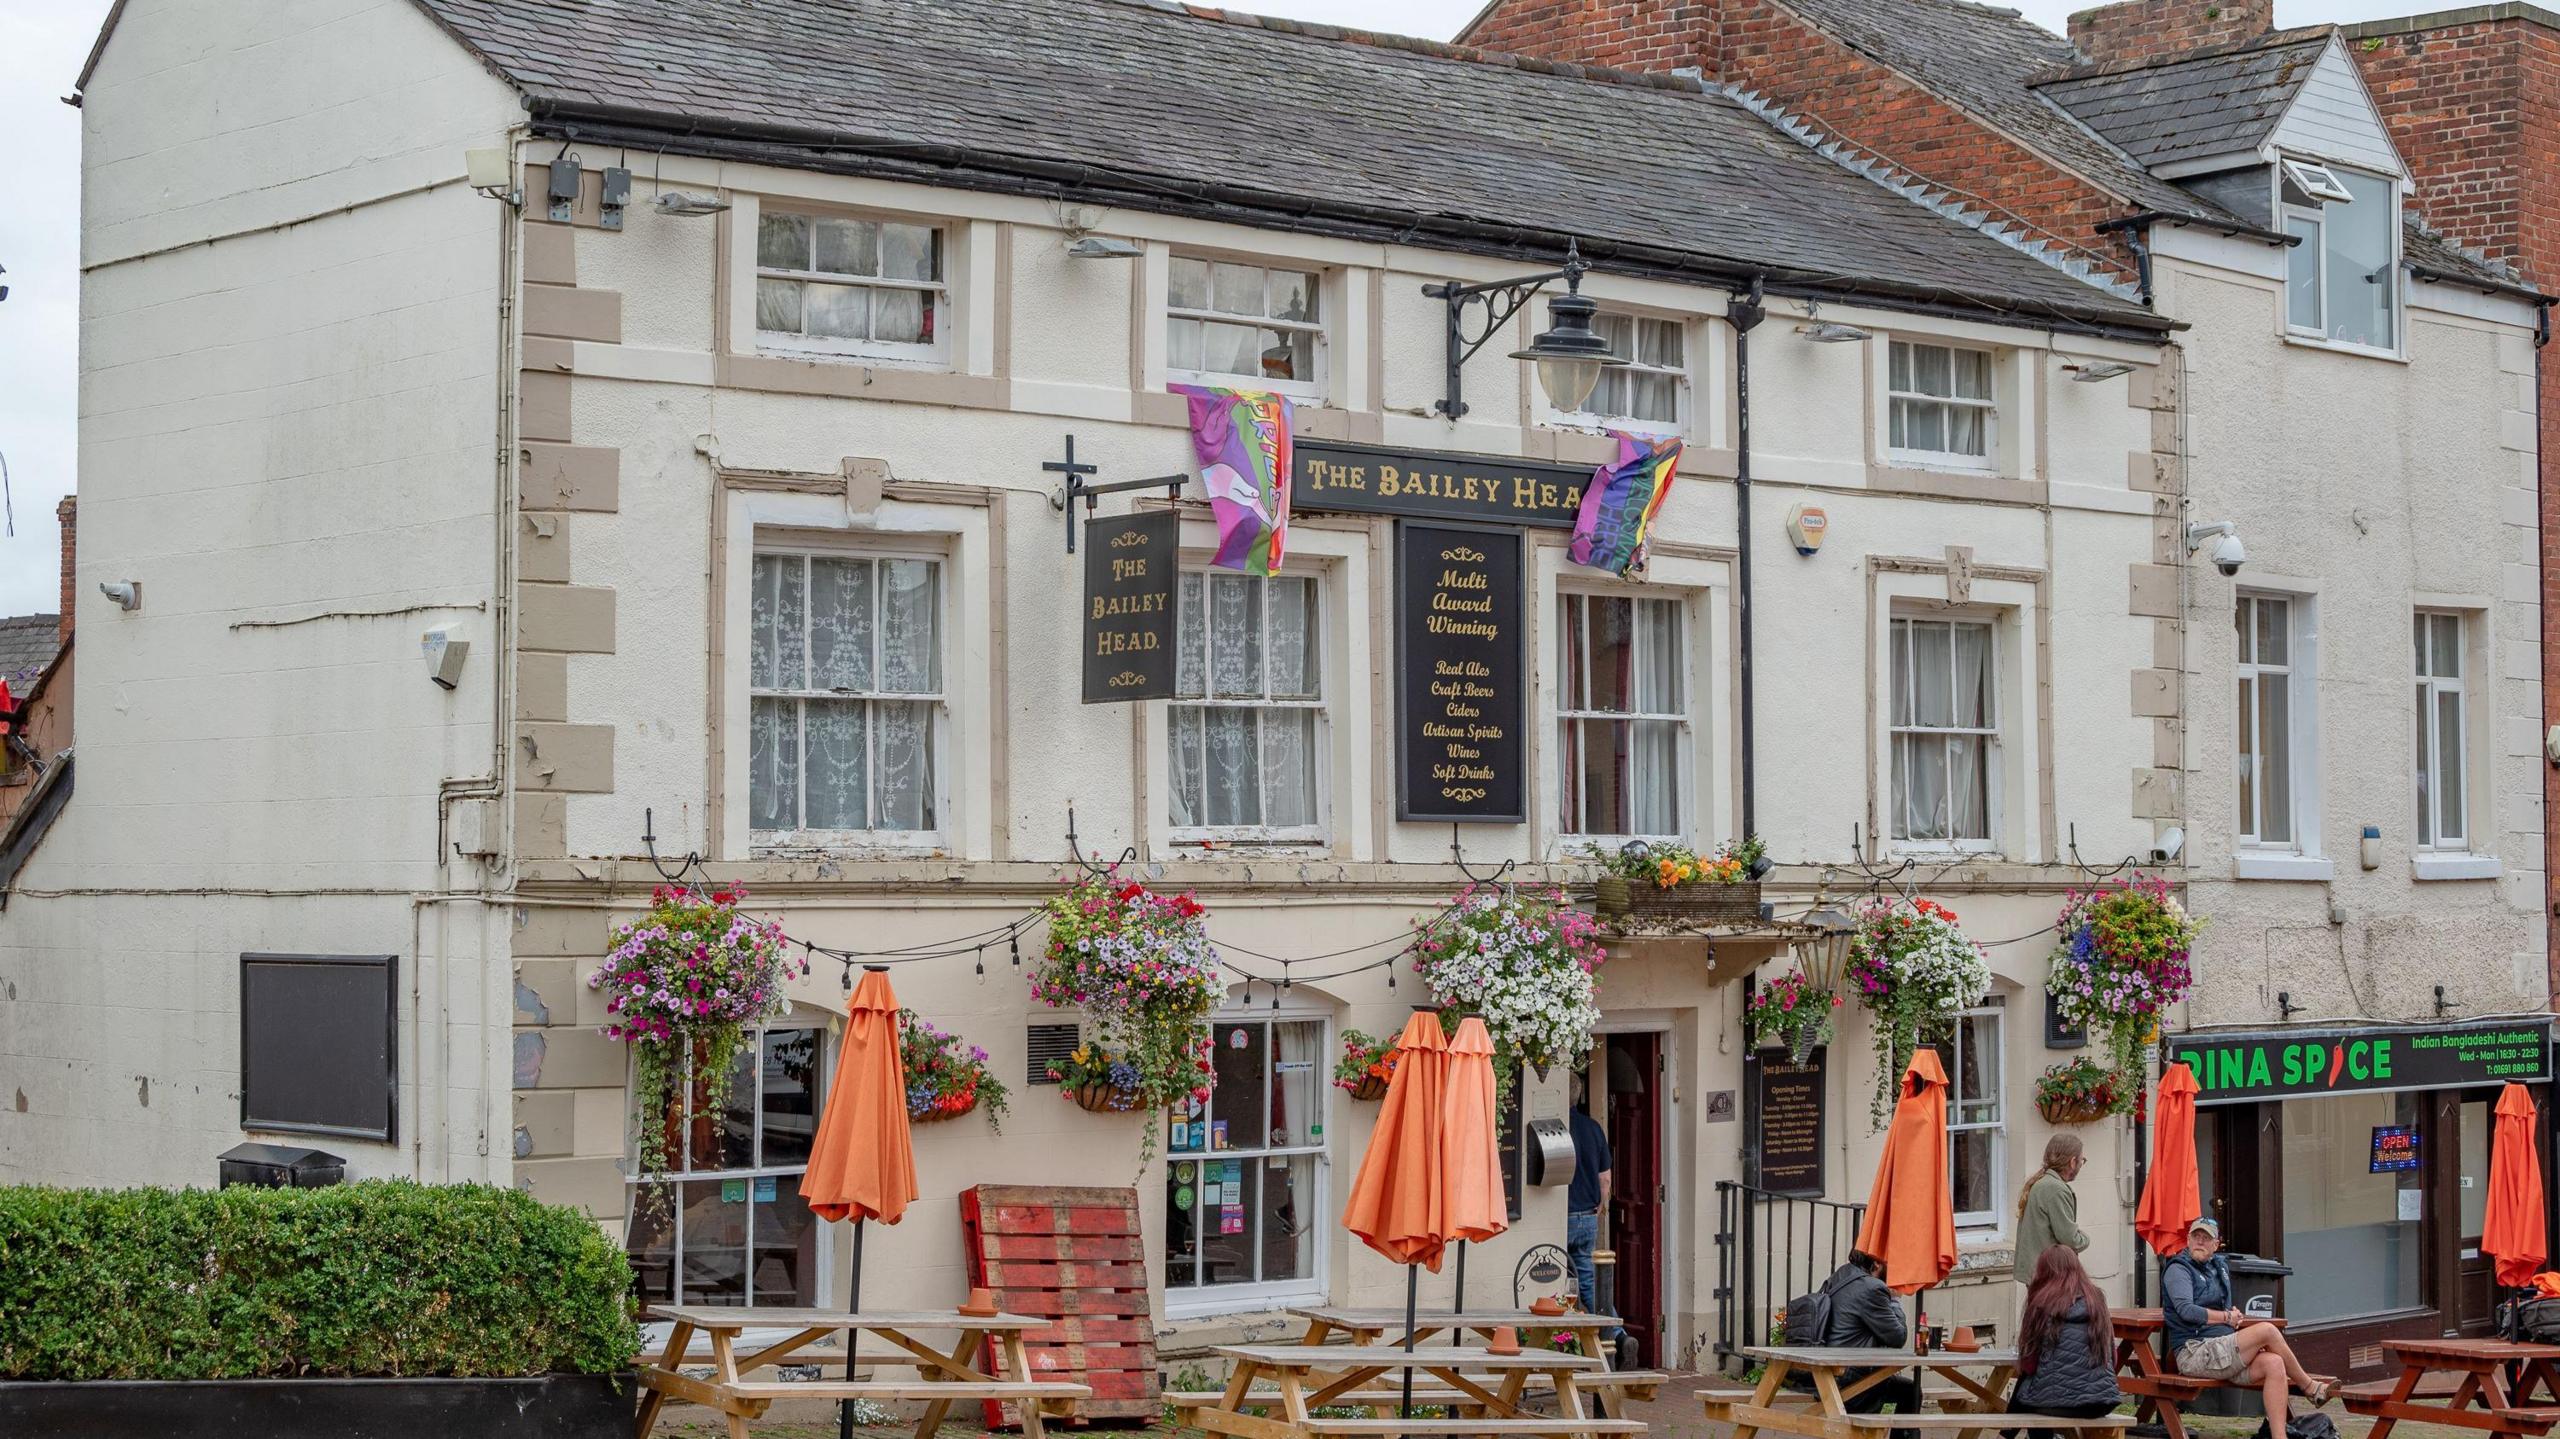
[2280, 161, 2399, 353]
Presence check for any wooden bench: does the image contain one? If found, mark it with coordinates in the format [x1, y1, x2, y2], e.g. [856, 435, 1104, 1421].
[1834, 1416, 2125, 1432]
[1297, 1420, 1647, 1436]
[1700, 1382, 1975, 1418]
[2341, 1383, 2560, 1435]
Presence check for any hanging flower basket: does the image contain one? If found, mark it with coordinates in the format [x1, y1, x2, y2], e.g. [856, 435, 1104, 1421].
[1333, 1029, 1398, 1101]
[1415, 884, 1608, 1095]
[1031, 875, 1222, 1171]
[1347, 1075, 1390, 1102]
[900, 1010, 1009, 1131]
[2048, 874, 2198, 1101]
[913, 1096, 981, 1124]
[2035, 1058, 2133, 1125]
[2037, 1096, 2114, 1126]
[1846, 897, 1992, 1129]
[1745, 969, 1840, 1063]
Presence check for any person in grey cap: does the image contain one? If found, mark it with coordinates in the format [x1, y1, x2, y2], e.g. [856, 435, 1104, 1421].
[2162, 1217, 2332, 1433]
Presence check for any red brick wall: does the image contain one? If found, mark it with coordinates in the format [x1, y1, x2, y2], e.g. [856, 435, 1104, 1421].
[2352, 16, 2560, 1002]
[1457, 0, 2141, 280]
[2066, 0, 2274, 69]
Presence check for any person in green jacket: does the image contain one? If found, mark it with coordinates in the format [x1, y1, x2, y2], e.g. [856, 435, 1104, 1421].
[2015, 1133, 2089, 1301]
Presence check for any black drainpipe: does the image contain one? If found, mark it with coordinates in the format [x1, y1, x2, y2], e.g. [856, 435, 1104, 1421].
[1729, 277, 1767, 841]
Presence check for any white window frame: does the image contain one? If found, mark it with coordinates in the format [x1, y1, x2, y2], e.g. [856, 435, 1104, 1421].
[1169, 569, 1328, 846]
[1886, 339, 1999, 472]
[1937, 1002, 2006, 1231]
[2414, 609, 2469, 852]
[1165, 255, 1328, 403]
[1162, 1006, 1330, 1317]
[1888, 614, 2001, 853]
[2278, 157, 2403, 357]
[752, 207, 952, 366]
[2235, 592, 2304, 852]
[1552, 310, 1690, 437]
[626, 1020, 831, 1316]
[747, 544, 948, 851]
[1556, 590, 1691, 842]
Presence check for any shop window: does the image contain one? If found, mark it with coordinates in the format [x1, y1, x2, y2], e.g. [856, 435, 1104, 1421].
[749, 551, 943, 845]
[2236, 594, 2302, 849]
[2281, 1090, 2423, 1319]
[1888, 340, 1996, 468]
[1932, 1004, 2005, 1229]
[2414, 611, 2468, 851]
[2282, 162, 2399, 352]
[1558, 592, 1688, 839]
[1167, 257, 1324, 400]
[755, 211, 946, 362]
[1889, 616, 1997, 849]
[1172, 571, 1323, 841]
[1164, 1016, 1327, 1312]
[1558, 312, 1686, 433]
[627, 1025, 825, 1308]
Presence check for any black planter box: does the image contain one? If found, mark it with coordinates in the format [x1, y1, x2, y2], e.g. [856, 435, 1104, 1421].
[0, 1371, 635, 1437]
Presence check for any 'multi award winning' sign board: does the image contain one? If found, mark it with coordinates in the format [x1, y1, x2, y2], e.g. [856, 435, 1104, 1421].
[1081, 511, 1179, 703]
[1396, 521, 1525, 823]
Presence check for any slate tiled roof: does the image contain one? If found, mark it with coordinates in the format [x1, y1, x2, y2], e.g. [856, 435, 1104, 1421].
[1773, 0, 2231, 222]
[408, 0, 2165, 330]
[0, 616, 62, 688]
[2035, 37, 2329, 170]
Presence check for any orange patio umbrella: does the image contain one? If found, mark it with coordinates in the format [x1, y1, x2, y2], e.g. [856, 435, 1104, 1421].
[1856, 1048, 1956, 1295]
[1441, 1015, 1508, 1309]
[801, 966, 918, 1439]
[2135, 1063, 2203, 1258]
[1341, 1007, 1450, 1417]
[2486, 1082, 2547, 1289]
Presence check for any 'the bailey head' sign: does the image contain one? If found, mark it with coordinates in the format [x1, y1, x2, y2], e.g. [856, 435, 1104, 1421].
[1294, 440, 1589, 529]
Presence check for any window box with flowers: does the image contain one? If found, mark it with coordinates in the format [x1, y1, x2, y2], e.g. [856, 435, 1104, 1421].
[585, 886, 809, 1192]
[899, 1010, 1009, 1128]
[2047, 874, 2197, 1097]
[1414, 884, 1608, 1087]
[1031, 875, 1223, 1170]
[1333, 1029, 1398, 1101]
[1587, 838, 1764, 925]
[1846, 897, 1992, 1128]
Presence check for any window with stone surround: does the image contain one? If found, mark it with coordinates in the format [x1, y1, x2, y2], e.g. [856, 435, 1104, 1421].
[626, 1023, 824, 1308]
[1167, 256, 1325, 401]
[748, 549, 943, 846]
[755, 210, 947, 363]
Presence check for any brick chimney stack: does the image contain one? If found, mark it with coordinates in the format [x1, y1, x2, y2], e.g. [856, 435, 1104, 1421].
[56, 496, 74, 645]
[2068, 0, 2274, 67]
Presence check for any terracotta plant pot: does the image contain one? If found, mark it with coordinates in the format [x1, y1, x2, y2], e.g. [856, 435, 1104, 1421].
[1346, 1074, 1389, 1102]
[1529, 1296, 1568, 1318]
[1071, 1082, 1139, 1114]
[959, 1286, 1001, 1317]
[1486, 1326, 1522, 1356]
[1947, 1326, 1979, 1353]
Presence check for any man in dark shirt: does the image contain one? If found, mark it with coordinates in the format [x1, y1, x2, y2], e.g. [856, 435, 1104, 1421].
[1567, 1086, 1623, 1341]
[1821, 1250, 1918, 1439]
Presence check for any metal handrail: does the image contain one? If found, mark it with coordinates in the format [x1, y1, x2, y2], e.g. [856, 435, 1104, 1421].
[1714, 1181, 1868, 1372]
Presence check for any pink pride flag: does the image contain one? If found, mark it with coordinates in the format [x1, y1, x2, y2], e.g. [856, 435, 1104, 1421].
[1568, 430, 1683, 576]
[1171, 384, 1293, 575]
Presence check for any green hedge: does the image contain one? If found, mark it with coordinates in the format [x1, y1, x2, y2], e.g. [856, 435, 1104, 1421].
[0, 1180, 640, 1380]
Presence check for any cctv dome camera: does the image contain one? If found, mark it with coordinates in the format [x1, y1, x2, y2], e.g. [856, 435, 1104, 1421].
[2211, 532, 2246, 577]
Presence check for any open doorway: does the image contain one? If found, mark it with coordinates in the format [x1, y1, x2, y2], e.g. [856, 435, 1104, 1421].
[1596, 1031, 1666, 1368]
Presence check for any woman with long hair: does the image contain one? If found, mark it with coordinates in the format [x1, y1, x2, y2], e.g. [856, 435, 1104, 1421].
[2012, 1244, 2122, 1437]
[2014, 1134, 2090, 1305]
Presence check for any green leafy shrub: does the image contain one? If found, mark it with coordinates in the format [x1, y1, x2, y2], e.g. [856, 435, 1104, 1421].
[0, 1180, 639, 1380]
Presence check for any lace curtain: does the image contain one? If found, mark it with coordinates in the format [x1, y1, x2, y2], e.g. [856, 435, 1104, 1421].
[750, 553, 940, 835]
[1171, 573, 1320, 832]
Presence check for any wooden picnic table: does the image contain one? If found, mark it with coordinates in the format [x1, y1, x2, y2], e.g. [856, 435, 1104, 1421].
[1706, 1345, 2128, 1439]
[635, 1306, 1091, 1439]
[2109, 1307, 2286, 1439]
[1284, 1307, 1665, 1418]
[2342, 1339, 2560, 1439]
[1172, 1342, 1644, 1439]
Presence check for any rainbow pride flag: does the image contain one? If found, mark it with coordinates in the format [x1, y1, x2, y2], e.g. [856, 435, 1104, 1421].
[1171, 384, 1293, 575]
[1568, 431, 1684, 575]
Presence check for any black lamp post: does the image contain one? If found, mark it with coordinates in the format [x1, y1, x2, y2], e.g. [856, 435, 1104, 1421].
[1424, 240, 1626, 419]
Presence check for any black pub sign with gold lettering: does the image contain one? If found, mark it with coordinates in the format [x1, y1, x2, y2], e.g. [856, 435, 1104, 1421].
[1297, 440, 1589, 529]
[1082, 511, 1179, 703]
[1396, 520, 1527, 823]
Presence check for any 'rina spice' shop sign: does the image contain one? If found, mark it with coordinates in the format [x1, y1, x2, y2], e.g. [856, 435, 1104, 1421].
[2172, 1020, 2551, 1103]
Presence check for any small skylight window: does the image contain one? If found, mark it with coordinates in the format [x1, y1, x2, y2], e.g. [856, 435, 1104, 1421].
[2281, 158, 2354, 206]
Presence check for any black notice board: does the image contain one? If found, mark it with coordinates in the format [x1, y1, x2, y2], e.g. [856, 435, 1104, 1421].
[1395, 520, 1526, 823]
[1081, 511, 1180, 703]
[240, 953, 398, 1142]
[1296, 439, 1591, 529]
[1753, 1050, 1826, 1197]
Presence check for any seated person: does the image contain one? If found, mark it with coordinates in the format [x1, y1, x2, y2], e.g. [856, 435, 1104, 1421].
[1818, 1249, 1919, 1435]
[2013, 1244, 2122, 1439]
[2163, 1218, 2333, 1437]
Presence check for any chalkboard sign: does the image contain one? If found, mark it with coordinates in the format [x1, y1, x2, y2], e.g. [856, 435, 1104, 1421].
[1395, 521, 1526, 823]
[240, 953, 398, 1142]
[1081, 511, 1180, 703]
[1753, 1050, 1826, 1197]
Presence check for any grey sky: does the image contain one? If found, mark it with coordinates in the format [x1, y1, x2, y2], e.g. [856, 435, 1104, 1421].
[0, 0, 2474, 616]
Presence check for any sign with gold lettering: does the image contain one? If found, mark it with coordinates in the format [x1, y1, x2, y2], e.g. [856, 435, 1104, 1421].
[1396, 521, 1526, 823]
[1297, 440, 1588, 529]
[1082, 511, 1179, 703]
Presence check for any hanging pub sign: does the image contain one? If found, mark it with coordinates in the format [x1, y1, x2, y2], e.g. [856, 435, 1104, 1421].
[1297, 440, 1588, 529]
[1081, 511, 1180, 703]
[1396, 521, 1526, 823]
[2172, 1019, 2551, 1105]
